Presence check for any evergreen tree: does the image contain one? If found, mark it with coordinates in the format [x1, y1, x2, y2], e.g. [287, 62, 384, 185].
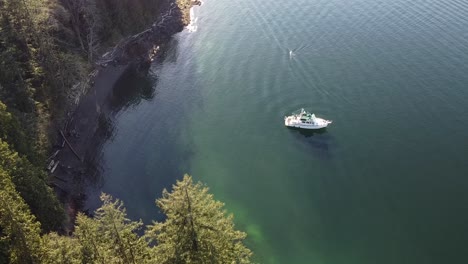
[41, 233, 82, 264]
[0, 168, 42, 264]
[0, 174, 254, 263]
[75, 194, 151, 264]
[0, 102, 30, 157]
[0, 234, 9, 264]
[146, 175, 252, 264]
[75, 213, 113, 264]
[0, 140, 65, 232]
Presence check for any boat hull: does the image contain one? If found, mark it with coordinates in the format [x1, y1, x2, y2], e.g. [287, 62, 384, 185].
[284, 116, 332, 130]
[284, 122, 329, 129]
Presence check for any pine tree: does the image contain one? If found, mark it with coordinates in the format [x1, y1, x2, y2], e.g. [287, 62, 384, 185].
[41, 233, 82, 264]
[0, 102, 30, 157]
[74, 212, 114, 264]
[96, 194, 151, 263]
[0, 168, 42, 264]
[0, 234, 9, 264]
[146, 175, 252, 264]
[0, 139, 65, 232]
[75, 194, 151, 264]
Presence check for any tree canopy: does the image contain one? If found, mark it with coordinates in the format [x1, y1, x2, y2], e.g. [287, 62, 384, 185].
[0, 175, 253, 263]
[0, 167, 42, 264]
[147, 175, 252, 263]
[0, 139, 65, 232]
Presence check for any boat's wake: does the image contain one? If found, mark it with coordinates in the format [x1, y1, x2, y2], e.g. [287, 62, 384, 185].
[288, 43, 314, 60]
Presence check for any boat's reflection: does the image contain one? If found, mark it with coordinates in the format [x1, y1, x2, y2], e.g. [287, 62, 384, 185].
[287, 127, 333, 159]
[288, 127, 327, 137]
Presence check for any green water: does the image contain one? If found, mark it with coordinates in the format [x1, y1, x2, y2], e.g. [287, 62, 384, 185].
[87, 0, 468, 263]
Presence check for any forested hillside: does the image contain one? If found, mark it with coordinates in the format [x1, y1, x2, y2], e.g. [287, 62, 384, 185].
[0, 0, 177, 234]
[0, 0, 170, 160]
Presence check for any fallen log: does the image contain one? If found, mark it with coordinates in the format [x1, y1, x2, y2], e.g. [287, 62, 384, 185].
[51, 161, 60, 173]
[47, 150, 60, 161]
[47, 160, 55, 170]
[60, 130, 83, 162]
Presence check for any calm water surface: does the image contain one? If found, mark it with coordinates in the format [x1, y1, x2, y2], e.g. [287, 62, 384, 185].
[87, 0, 468, 263]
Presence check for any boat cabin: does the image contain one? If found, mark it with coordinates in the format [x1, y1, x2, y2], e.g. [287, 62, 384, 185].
[300, 113, 316, 124]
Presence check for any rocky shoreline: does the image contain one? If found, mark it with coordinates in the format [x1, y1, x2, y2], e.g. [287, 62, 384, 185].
[48, 0, 200, 231]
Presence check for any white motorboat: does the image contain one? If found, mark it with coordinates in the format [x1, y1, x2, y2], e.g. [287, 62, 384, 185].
[284, 108, 332, 129]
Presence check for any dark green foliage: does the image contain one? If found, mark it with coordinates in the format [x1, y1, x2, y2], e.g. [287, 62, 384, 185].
[0, 0, 168, 161]
[0, 102, 31, 158]
[0, 0, 41, 114]
[0, 0, 64, 161]
[75, 194, 151, 264]
[0, 140, 65, 232]
[97, 0, 163, 41]
[41, 233, 82, 264]
[0, 234, 9, 264]
[0, 168, 43, 264]
[0, 175, 253, 263]
[146, 175, 253, 264]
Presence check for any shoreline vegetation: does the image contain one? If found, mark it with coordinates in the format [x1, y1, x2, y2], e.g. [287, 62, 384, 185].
[1, 0, 254, 262]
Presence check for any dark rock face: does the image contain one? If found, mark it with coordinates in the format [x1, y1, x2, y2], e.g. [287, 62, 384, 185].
[99, 1, 190, 66]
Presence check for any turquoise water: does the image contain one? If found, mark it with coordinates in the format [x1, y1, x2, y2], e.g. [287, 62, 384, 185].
[87, 0, 468, 263]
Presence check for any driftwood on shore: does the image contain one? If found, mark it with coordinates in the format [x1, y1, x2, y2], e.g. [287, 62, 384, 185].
[47, 160, 55, 170]
[60, 130, 83, 162]
[47, 150, 60, 161]
[51, 161, 60, 173]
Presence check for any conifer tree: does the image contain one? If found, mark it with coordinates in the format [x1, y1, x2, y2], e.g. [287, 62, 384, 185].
[95, 194, 151, 263]
[0, 140, 65, 232]
[74, 213, 108, 264]
[75, 194, 151, 264]
[0, 102, 30, 157]
[0, 168, 42, 264]
[41, 233, 82, 264]
[146, 175, 252, 264]
[0, 236, 9, 264]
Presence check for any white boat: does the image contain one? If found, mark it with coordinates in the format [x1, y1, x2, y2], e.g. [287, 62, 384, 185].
[284, 108, 332, 129]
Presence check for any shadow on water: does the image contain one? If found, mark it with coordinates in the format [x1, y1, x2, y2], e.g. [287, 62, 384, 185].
[287, 127, 334, 160]
[83, 34, 200, 223]
[82, 68, 157, 190]
[83, 38, 181, 190]
[109, 68, 157, 111]
[52, 63, 151, 216]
